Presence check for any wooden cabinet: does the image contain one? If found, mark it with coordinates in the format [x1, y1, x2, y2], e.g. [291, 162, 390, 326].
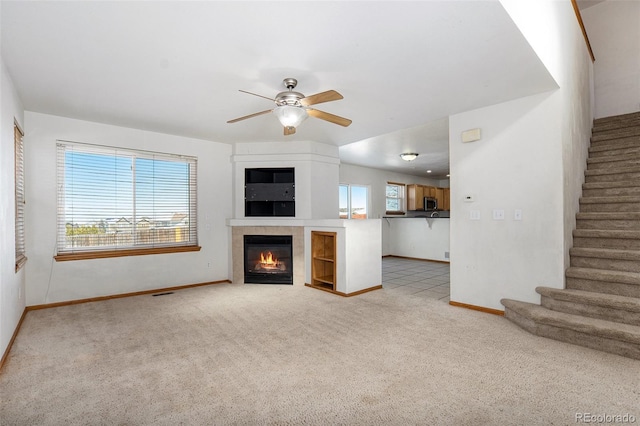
[311, 231, 336, 290]
[407, 184, 450, 211]
[407, 184, 425, 211]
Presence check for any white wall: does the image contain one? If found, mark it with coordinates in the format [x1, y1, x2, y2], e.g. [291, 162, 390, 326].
[449, 0, 593, 310]
[0, 56, 26, 358]
[582, 1, 640, 118]
[24, 112, 232, 305]
[386, 218, 450, 262]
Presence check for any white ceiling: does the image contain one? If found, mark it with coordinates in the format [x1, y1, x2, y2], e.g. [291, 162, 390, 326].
[1, 1, 557, 179]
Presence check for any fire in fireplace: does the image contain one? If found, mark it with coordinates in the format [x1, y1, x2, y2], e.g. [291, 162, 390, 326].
[243, 235, 293, 284]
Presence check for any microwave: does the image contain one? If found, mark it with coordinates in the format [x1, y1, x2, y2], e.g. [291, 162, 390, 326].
[424, 197, 438, 210]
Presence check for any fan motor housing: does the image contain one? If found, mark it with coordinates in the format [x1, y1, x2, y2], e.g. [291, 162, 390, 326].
[275, 91, 305, 107]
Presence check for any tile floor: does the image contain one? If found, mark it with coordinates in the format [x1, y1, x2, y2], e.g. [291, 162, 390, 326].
[382, 256, 450, 302]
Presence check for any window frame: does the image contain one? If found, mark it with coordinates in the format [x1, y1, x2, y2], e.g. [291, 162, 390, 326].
[339, 183, 370, 220]
[385, 181, 406, 215]
[15, 122, 27, 272]
[55, 141, 200, 261]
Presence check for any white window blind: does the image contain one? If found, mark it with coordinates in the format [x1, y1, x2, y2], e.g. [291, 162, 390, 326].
[15, 124, 26, 270]
[56, 141, 197, 255]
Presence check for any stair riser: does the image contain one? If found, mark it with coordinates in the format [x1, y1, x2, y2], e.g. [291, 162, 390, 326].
[540, 296, 640, 326]
[579, 202, 640, 212]
[593, 118, 640, 133]
[585, 171, 640, 183]
[570, 255, 640, 273]
[591, 128, 640, 143]
[576, 219, 640, 229]
[573, 237, 640, 250]
[588, 158, 640, 170]
[591, 135, 640, 149]
[566, 277, 640, 298]
[582, 187, 640, 197]
[594, 112, 640, 126]
[589, 146, 640, 158]
[504, 308, 640, 360]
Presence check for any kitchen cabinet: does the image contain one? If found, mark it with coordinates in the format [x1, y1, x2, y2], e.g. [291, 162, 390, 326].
[407, 184, 425, 211]
[407, 184, 450, 211]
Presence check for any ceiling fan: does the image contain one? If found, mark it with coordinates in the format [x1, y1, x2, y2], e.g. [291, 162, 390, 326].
[227, 78, 352, 135]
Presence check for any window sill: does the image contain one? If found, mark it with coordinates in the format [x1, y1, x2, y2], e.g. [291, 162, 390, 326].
[15, 254, 27, 272]
[54, 245, 201, 262]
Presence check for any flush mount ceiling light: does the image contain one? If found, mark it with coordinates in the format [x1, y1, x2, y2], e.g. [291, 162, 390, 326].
[400, 153, 419, 162]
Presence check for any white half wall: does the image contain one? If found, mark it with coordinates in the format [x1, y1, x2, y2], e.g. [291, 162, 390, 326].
[0, 56, 26, 358]
[24, 112, 232, 305]
[582, 1, 640, 118]
[339, 162, 446, 256]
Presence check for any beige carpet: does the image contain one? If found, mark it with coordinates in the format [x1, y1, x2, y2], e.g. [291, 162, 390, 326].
[1, 283, 638, 425]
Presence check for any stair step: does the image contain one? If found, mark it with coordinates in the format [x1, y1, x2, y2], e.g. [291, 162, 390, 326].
[593, 111, 640, 127]
[581, 185, 640, 197]
[576, 211, 640, 229]
[590, 135, 640, 149]
[584, 165, 640, 182]
[537, 286, 640, 326]
[593, 117, 640, 134]
[589, 144, 640, 158]
[579, 195, 640, 212]
[565, 267, 640, 298]
[501, 299, 640, 359]
[570, 247, 640, 272]
[573, 229, 640, 250]
[591, 127, 640, 143]
[587, 155, 640, 169]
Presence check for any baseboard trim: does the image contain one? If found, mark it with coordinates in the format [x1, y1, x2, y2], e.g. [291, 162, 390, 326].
[0, 307, 28, 373]
[382, 255, 450, 264]
[449, 301, 504, 316]
[305, 284, 383, 297]
[27, 279, 231, 311]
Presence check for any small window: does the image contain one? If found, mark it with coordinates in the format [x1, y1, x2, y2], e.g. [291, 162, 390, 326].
[385, 182, 405, 215]
[339, 184, 369, 219]
[56, 141, 199, 260]
[15, 123, 27, 271]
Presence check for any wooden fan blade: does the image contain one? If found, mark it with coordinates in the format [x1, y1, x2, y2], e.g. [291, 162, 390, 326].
[238, 90, 275, 102]
[300, 90, 343, 107]
[226, 109, 272, 124]
[284, 126, 296, 136]
[307, 109, 352, 127]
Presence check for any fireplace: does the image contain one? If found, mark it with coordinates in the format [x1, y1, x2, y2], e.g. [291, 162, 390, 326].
[243, 235, 293, 284]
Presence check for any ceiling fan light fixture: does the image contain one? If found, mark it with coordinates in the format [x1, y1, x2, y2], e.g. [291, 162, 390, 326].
[400, 152, 419, 162]
[273, 105, 308, 128]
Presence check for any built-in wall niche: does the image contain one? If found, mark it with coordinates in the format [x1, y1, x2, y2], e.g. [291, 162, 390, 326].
[245, 167, 295, 217]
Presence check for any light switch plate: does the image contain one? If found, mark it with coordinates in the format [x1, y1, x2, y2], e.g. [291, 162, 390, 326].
[470, 210, 481, 220]
[492, 209, 505, 220]
[514, 209, 522, 220]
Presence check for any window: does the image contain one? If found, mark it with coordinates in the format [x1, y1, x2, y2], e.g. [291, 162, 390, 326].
[386, 182, 405, 214]
[15, 123, 26, 271]
[56, 141, 199, 260]
[339, 184, 369, 219]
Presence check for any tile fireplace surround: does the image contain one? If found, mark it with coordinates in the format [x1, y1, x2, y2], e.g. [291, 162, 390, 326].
[231, 225, 305, 285]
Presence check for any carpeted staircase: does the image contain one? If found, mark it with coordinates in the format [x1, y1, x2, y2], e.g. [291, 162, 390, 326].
[501, 111, 640, 360]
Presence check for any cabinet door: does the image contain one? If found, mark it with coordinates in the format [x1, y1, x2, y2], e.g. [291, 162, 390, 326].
[443, 188, 450, 210]
[407, 184, 425, 210]
[434, 187, 445, 210]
